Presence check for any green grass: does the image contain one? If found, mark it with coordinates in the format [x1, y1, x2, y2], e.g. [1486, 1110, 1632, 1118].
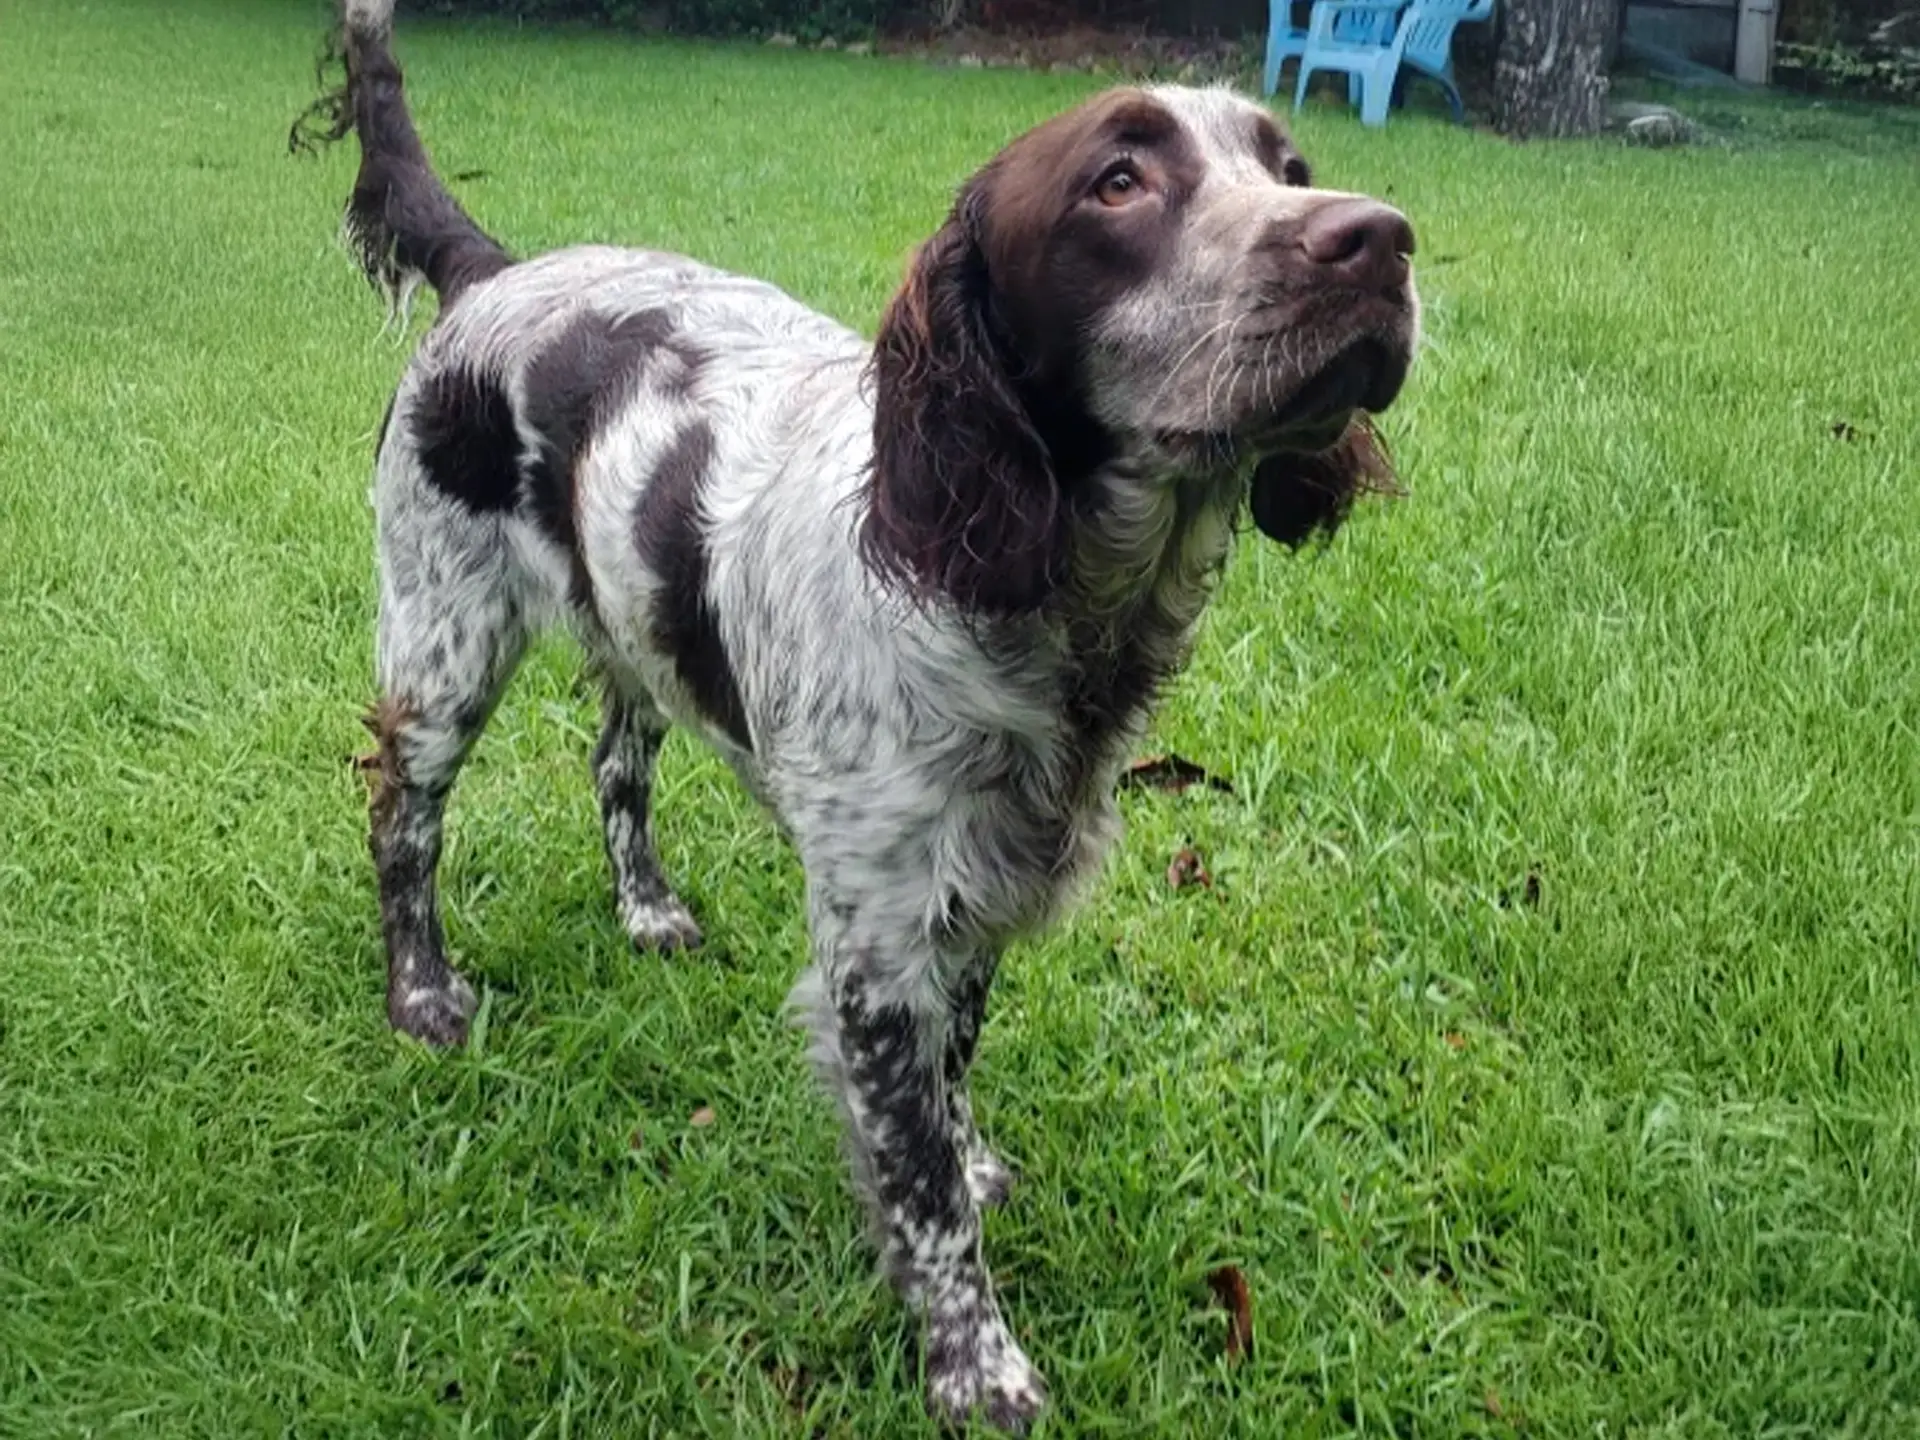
[5, 2, 1920, 1433]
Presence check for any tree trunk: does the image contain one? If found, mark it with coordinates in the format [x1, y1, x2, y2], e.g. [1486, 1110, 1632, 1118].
[1493, 0, 1615, 139]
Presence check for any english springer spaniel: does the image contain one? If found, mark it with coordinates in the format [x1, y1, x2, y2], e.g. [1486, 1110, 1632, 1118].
[295, 1, 1418, 1428]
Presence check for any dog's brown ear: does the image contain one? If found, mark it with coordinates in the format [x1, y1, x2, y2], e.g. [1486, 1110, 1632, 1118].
[861, 188, 1065, 615]
[1247, 414, 1398, 546]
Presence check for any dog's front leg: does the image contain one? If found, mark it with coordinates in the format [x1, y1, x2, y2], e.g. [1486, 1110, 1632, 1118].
[798, 910, 1044, 1432]
[945, 956, 1015, 1210]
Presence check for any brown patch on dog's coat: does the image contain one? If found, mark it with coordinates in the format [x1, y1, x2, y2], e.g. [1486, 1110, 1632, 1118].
[358, 695, 415, 832]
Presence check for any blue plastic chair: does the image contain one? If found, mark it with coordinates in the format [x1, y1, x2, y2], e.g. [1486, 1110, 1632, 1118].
[1403, 0, 1494, 111]
[1262, 1, 1310, 97]
[1293, 0, 1493, 127]
[1265, 0, 1398, 98]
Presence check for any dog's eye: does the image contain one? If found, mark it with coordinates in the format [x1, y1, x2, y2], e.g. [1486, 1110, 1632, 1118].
[1283, 155, 1312, 188]
[1094, 164, 1145, 208]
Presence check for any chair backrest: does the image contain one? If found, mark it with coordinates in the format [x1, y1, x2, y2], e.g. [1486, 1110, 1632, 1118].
[1397, 0, 1490, 63]
[1319, 2, 1397, 46]
[1333, 9, 1385, 42]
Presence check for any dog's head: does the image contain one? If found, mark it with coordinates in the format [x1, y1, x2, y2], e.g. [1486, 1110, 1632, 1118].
[865, 84, 1419, 612]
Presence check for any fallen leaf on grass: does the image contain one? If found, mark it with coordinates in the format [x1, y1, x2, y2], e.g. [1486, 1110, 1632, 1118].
[1498, 866, 1544, 910]
[1444, 1031, 1468, 1051]
[1206, 1266, 1254, 1365]
[689, 1106, 716, 1128]
[1167, 846, 1211, 890]
[1120, 752, 1234, 795]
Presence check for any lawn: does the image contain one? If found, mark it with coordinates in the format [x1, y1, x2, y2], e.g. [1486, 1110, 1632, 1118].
[4, 1, 1919, 1434]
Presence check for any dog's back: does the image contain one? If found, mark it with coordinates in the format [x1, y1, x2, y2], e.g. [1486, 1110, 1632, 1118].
[381, 241, 880, 762]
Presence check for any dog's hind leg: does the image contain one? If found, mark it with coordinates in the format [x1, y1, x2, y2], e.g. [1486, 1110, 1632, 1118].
[363, 467, 529, 1047]
[592, 685, 702, 952]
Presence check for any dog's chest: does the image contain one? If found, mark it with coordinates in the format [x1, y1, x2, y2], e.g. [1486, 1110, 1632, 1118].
[933, 738, 1127, 945]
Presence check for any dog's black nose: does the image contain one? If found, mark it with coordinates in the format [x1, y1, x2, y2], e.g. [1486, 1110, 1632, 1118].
[1299, 199, 1415, 292]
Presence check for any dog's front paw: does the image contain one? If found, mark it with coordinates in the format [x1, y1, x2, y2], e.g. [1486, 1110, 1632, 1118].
[926, 1318, 1047, 1434]
[621, 897, 704, 954]
[389, 972, 477, 1047]
[966, 1149, 1016, 1209]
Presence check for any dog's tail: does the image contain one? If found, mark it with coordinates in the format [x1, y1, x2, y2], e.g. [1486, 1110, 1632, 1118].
[290, 0, 511, 315]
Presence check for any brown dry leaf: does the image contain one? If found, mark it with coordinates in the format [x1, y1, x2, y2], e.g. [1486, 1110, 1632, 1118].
[628, 1125, 645, 1150]
[1206, 1265, 1254, 1365]
[689, 1106, 716, 1128]
[1167, 846, 1212, 890]
[1444, 1032, 1468, 1052]
[1484, 1388, 1505, 1418]
[1120, 752, 1234, 796]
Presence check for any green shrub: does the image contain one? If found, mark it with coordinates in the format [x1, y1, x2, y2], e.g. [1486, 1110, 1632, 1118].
[1774, 36, 1920, 101]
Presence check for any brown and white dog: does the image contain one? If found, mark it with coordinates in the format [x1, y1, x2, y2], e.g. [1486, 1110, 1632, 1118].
[295, 1, 1417, 1427]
